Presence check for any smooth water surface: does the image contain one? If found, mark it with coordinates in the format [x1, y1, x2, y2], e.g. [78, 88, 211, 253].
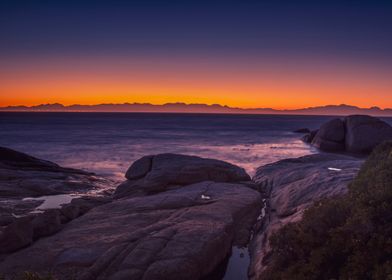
[2, 112, 388, 180]
[23, 194, 80, 212]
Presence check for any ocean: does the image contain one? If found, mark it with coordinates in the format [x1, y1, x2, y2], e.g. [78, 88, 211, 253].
[2, 112, 389, 182]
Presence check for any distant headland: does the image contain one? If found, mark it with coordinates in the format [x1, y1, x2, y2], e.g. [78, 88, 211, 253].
[1, 102, 392, 116]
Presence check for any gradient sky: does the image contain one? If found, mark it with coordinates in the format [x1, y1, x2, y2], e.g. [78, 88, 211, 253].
[1, 0, 392, 109]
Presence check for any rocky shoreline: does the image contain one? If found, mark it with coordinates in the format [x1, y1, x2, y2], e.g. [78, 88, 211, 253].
[1, 115, 392, 279]
[0, 150, 262, 279]
[248, 153, 363, 279]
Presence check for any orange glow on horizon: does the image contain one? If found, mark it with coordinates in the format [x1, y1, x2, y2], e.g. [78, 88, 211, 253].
[1, 55, 391, 109]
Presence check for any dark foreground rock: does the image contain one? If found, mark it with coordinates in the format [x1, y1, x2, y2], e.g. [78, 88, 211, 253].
[248, 153, 363, 279]
[0, 216, 34, 254]
[0, 146, 113, 218]
[304, 115, 392, 154]
[0, 153, 261, 280]
[115, 153, 251, 198]
[0, 147, 114, 256]
[1, 184, 261, 279]
[0, 146, 111, 199]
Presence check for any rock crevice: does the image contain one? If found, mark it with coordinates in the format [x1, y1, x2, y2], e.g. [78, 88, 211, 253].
[0, 152, 261, 280]
[248, 153, 363, 279]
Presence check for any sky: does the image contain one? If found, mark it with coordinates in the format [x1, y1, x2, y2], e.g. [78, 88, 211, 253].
[1, 0, 391, 109]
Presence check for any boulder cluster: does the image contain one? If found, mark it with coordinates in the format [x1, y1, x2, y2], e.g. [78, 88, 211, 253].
[302, 115, 392, 154]
[0, 147, 113, 255]
[0, 151, 261, 280]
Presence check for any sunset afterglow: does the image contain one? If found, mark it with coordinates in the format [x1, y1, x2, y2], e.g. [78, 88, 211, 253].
[1, 54, 391, 109]
[1, 1, 391, 110]
[2, 1, 392, 278]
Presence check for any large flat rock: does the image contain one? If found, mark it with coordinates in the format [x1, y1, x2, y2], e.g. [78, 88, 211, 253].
[248, 153, 363, 279]
[0, 181, 261, 279]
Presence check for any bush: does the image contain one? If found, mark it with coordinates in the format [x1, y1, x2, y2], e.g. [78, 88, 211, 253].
[262, 142, 392, 280]
[20, 272, 55, 280]
[5, 272, 56, 280]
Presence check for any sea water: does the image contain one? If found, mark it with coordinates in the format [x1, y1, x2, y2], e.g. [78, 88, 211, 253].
[2, 112, 391, 180]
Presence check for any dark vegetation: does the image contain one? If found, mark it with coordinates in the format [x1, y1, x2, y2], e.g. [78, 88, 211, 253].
[0, 272, 55, 280]
[263, 142, 392, 280]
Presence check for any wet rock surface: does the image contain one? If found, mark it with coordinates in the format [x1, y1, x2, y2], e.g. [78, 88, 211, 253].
[0, 147, 114, 258]
[0, 146, 111, 199]
[0, 146, 369, 279]
[0, 146, 113, 216]
[0, 152, 261, 280]
[1, 182, 261, 279]
[248, 153, 363, 279]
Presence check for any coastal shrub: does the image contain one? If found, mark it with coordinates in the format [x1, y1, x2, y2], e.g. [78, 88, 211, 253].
[262, 142, 392, 280]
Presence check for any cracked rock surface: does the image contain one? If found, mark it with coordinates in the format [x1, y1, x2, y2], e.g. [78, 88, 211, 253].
[248, 153, 363, 279]
[0, 146, 112, 219]
[0, 153, 261, 280]
[0, 147, 114, 257]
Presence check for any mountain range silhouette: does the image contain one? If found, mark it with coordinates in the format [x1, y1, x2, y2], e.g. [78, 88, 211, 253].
[1, 103, 391, 116]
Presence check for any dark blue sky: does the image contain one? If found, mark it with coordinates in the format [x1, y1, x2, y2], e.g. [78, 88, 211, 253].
[1, 0, 392, 60]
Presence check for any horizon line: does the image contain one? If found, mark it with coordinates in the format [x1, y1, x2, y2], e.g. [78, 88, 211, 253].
[1, 101, 390, 111]
[1, 102, 392, 117]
